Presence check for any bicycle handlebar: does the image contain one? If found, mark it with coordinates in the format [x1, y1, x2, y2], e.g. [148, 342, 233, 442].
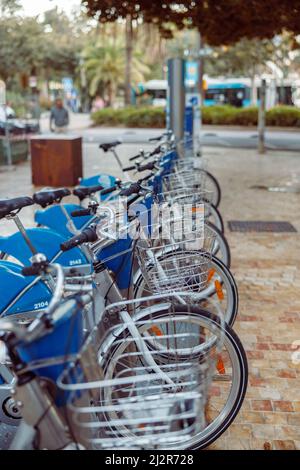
[149, 145, 162, 157]
[137, 162, 157, 172]
[119, 182, 141, 197]
[71, 208, 93, 217]
[60, 226, 98, 252]
[100, 185, 117, 196]
[123, 164, 137, 172]
[129, 153, 143, 162]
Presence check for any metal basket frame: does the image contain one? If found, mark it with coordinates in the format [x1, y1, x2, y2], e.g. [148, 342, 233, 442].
[163, 169, 207, 192]
[155, 188, 214, 207]
[56, 295, 224, 450]
[136, 218, 216, 296]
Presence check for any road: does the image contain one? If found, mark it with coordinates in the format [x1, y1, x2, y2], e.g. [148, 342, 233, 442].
[40, 112, 300, 151]
[78, 127, 300, 151]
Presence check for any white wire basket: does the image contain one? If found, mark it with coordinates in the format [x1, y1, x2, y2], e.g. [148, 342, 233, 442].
[175, 156, 207, 172]
[136, 219, 216, 296]
[163, 168, 207, 192]
[156, 188, 214, 206]
[57, 296, 224, 450]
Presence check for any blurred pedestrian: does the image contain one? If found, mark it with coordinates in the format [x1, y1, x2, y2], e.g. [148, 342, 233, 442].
[91, 95, 105, 113]
[50, 98, 69, 133]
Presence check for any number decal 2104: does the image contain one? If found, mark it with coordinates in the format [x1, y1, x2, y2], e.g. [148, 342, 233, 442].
[34, 301, 49, 310]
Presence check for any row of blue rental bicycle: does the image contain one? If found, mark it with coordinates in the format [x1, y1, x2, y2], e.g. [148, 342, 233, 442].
[0, 131, 248, 450]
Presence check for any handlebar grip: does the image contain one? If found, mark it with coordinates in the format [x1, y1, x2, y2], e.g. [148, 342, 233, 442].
[139, 172, 154, 183]
[119, 183, 141, 197]
[137, 162, 156, 172]
[100, 185, 117, 196]
[123, 165, 136, 172]
[129, 153, 142, 162]
[22, 265, 43, 276]
[149, 136, 161, 142]
[60, 227, 98, 252]
[71, 209, 92, 217]
[149, 145, 161, 157]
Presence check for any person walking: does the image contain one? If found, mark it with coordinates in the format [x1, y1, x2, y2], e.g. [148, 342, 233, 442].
[50, 98, 69, 133]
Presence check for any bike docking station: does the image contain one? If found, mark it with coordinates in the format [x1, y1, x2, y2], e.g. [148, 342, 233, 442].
[167, 57, 202, 158]
[0, 55, 248, 457]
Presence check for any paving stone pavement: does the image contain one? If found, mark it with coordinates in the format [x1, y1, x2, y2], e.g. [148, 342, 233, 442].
[205, 147, 300, 450]
[0, 143, 299, 450]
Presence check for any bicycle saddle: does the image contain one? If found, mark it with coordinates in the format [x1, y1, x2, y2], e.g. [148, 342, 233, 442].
[33, 188, 71, 208]
[99, 140, 121, 152]
[73, 184, 104, 201]
[0, 196, 34, 219]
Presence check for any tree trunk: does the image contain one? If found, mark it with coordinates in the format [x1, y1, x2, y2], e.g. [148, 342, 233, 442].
[107, 81, 115, 107]
[124, 14, 133, 106]
[258, 79, 266, 154]
[113, 22, 118, 47]
[250, 72, 257, 105]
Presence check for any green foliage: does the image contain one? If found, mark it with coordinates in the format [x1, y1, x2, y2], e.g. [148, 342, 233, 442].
[0, 8, 85, 92]
[91, 105, 300, 128]
[202, 106, 259, 126]
[6, 91, 27, 117]
[82, 1, 300, 46]
[266, 106, 300, 127]
[83, 37, 150, 104]
[0, 0, 21, 15]
[202, 105, 300, 126]
[91, 106, 166, 127]
[205, 38, 274, 78]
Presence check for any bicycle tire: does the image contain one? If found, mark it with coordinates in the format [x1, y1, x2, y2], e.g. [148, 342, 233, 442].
[202, 170, 222, 208]
[97, 305, 248, 450]
[206, 221, 231, 268]
[133, 252, 238, 327]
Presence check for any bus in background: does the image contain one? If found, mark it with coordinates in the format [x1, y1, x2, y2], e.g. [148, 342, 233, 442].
[203, 77, 295, 107]
[138, 77, 299, 108]
[136, 80, 168, 107]
[204, 78, 251, 107]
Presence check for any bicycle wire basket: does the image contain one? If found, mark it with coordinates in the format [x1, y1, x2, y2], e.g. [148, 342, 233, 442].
[163, 168, 207, 192]
[136, 211, 216, 297]
[156, 188, 214, 207]
[57, 296, 224, 450]
[175, 156, 207, 172]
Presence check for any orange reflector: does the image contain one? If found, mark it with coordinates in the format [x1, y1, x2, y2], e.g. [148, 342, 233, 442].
[216, 356, 226, 374]
[191, 206, 203, 213]
[208, 269, 215, 282]
[215, 280, 224, 300]
[150, 326, 163, 337]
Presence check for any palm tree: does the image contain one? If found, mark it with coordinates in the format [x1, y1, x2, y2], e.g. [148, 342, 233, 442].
[83, 37, 150, 106]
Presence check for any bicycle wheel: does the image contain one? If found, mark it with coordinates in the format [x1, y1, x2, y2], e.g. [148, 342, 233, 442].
[98, 304, 248, 450]
[133, 253, 238, 327]
[201, 170, 221, 208]
[206, 203, 224, 234]
[206, 221, 230, 268]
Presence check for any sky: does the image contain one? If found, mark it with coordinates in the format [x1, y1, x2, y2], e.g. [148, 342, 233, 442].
[20, 0, 82, 16]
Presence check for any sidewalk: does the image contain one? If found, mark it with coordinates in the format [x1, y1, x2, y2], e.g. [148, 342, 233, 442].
[39, 111, 92, 134]
[206, 147, 300, 449]
[0, 144, 300, 449]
